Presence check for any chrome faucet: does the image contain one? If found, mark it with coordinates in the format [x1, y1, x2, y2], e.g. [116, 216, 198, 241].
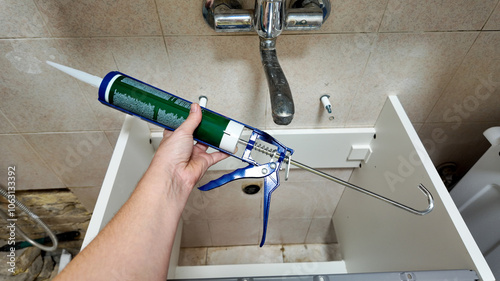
[203, 0, 331, 125]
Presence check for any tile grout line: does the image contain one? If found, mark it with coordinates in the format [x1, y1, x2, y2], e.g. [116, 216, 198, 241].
[421, 31, 482, 125]
[31, 0, 55, 38]
[376, 0, 391, 33]
[0, 109, 19, 135]
[153, 0, 175, 86]
[19, 133, 66, 188]
[63, 44, 111, 146]
[2, 29, 499, 41]
[480, 0, 500, 30]
[204, 247, 208, 266]
[0, 91, 70, 188]
[344, 37, 376, 127]
[0, 29, 500, 40]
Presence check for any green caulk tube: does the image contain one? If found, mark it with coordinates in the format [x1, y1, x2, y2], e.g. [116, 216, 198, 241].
[46, 61, 244, 152]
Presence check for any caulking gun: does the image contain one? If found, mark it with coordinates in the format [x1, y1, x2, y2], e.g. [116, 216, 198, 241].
[47, 61, 434, 247]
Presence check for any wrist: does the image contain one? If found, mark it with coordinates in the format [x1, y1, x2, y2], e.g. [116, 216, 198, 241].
[137, 168, 192, 212]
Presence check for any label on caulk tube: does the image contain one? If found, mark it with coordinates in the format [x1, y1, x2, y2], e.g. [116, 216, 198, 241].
[100, 73, 238, 150]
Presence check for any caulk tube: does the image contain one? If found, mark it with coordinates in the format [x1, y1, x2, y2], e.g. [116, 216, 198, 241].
[99, 72, 244, 152]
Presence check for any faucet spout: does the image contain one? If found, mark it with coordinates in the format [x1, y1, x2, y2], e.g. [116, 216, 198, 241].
[203, 0, 331, 125]
[260, 38, 294, 125]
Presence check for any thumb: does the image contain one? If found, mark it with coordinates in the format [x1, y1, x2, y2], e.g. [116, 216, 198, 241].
[177, 103, 202, 135]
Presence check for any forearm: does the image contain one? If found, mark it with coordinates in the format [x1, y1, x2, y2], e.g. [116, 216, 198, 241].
[55, 167, 190, 281]
[54, 104, 226, 280]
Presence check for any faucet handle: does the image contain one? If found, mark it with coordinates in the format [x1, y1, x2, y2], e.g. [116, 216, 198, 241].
[290, 0, 331, 21]
[203, 0, 254, 32]
[202, 0, 331, 33]
[287, 0, 330, 31]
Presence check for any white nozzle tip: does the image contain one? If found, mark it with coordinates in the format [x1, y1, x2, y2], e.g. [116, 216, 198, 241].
[46, 61, 102, 88]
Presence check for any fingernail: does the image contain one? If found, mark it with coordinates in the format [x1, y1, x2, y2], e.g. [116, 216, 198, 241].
[190, 103, 199, 113]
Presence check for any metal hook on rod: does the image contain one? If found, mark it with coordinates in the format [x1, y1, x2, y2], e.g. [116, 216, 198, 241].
[290, 160, 435, 216]
[238, 138, 435, 215]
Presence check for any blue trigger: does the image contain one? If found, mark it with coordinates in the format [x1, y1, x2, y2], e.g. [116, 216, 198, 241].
[197, 126, 293, 247]
[198, 161, 282, 247]
[260, 163, 281, 247]
[198, 163, 276, 191]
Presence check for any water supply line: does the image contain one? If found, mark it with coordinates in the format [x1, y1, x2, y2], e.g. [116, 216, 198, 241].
[0, 185, 58, 252]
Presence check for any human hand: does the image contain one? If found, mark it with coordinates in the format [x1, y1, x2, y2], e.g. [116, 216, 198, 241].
[148, 103, 229, 195]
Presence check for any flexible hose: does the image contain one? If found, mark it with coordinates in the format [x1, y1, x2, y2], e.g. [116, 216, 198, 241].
[0, 185, 58, 252]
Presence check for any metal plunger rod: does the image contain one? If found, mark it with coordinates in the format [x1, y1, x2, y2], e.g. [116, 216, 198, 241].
[239, 139, 434, 216]
[287, 159, 434, 215]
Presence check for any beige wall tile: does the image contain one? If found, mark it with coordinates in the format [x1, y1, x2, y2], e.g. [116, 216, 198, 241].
[427, 32, 500, 124]
[24, 132, 112, 187]
[0, 134, 64, 190]
[305, 218, 337, 244]
[52, 38, 124, 131]
[265, 34, 376, 129]
[181, 220, 213, 247]
[69, 186, 102, 213]
[412, 122, 423, 133]
[53, 37, 173, 131]
[207, 244, 283, 265]
[417, 122, 498, 177]
[0, 111, 16, 134]
[157, 0, 214, 35]
[51, 37, 172, 131]
[110, 37, 173, 92]
[321, 0, 388, 33]
[484, 2, 500, 30]
[310, 181, 345, 218]
[0, 0, 50, 38]
[104, 131, 120, 148]
[199, 177, 262, 220]
[182, 189, 208, 221]
[270, 181, 323, 219]
[347, 32, 478, 126]
[34, 0, 161, 37]
[0, 39, 101, 133]
[380, 0, 497, 32]
[265, 218, 311, 244]
[157, 0, 256, 36]
[209, 218, 260, 246]
[268, 168, 350, 219]
[165, 36, 268, 128]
